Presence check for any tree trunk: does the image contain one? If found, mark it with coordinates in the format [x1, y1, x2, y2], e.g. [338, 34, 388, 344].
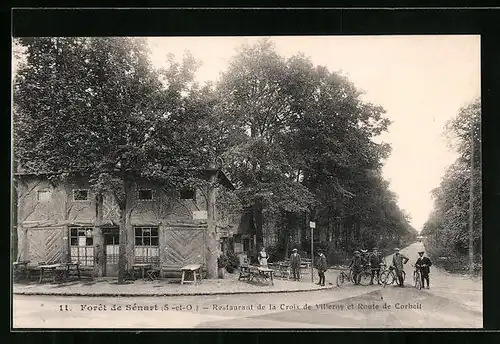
[117, 179, 130, 284]
[94, 194, 104, 278]
[206, 171, 218, 279]
[254, 201, 264, 250]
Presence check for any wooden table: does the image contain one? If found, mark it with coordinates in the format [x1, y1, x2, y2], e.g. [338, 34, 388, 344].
[256, 267, 275, 285]
[181, 264, 201, 285]
[132, 263, 152, 279]
[38, 264, 61, 283]
[242, 265, 275, 285]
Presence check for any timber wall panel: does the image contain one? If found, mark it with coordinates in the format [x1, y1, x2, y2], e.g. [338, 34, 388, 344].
[27, 227, 65, 264]
[161, 227, 206, 266]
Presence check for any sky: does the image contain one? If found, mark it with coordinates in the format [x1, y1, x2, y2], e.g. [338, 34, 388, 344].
[148, 35, 480, 232]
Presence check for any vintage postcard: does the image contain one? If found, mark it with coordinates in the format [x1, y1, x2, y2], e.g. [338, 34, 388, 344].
[11, 35, 482, 329]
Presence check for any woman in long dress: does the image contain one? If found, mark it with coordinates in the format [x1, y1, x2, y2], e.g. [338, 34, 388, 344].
[258, 247, 268, 267]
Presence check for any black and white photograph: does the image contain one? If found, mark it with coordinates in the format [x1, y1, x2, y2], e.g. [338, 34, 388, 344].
[11, 35, 482, 328]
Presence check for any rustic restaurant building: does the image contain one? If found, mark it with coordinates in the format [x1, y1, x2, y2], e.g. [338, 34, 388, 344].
[14, 170, 237, 277]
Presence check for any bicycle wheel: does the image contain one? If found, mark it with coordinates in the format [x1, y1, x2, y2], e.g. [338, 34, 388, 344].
[348, 269, 355, 283]
[380, 270, 392, 286]
[414, 272, 422, 290]
[359, 271, 372, 286]
[336, 272, 345, 287]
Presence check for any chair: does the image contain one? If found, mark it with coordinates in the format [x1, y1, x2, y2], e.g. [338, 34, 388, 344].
[147, 264, 161, 281]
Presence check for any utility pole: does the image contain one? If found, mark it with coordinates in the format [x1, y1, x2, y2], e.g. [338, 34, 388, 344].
[468, 122, 475, 276]
[310, 221, 315, 283]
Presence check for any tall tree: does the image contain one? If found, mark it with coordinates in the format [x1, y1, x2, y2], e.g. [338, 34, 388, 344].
[422, 98, 481, 261]
[216, 40, 414, 257]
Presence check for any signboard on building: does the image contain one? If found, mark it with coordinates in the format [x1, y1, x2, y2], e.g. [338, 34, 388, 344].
[309, 221, 316, 228]
[192, 210, 208, 220]
[218, 228, 230, 237]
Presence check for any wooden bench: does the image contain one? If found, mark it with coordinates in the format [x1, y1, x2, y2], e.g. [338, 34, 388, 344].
[181, 264, 202, 285]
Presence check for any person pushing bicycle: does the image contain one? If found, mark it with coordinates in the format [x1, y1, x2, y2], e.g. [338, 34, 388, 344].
[392, 248, 409, 287]
[369, 247, 383, 285]
[349, 250, 364, 285]
[415, 250, 432, 289]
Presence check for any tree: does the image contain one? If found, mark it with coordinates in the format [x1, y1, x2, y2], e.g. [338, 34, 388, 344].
[13, 37, 202, 282]
[216, 40, 414, 258]
[217, 40, 316, 252]
[422, 98, 481, 268]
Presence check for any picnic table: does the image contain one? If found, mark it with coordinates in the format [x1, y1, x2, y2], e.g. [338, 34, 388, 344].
[239, 265, 274, 285]
[181, 264, 202, 285]
[38, 263, 61, 283]
[132, 263, 152, 279]
[37, 262, 81, 283]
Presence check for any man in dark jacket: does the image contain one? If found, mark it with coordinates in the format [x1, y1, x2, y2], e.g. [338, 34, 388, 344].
[316, 249, 327, 286]
[369, 247, 383, 285]
[94, 243, 104, 279]
[392, 248, 409, 287]
[349, 251, 364, 285]
[415, 250, 432, 289]
[290, 248, 301, 281]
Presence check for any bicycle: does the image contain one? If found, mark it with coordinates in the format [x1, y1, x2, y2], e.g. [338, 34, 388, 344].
[357, 265, 373, 286]
[336, 269, 351, 287]
[412, 264, 424, 290]
[380, 265, 406, 288]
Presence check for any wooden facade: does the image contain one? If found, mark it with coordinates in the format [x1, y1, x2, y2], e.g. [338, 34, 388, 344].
[15, 172, 235, 277]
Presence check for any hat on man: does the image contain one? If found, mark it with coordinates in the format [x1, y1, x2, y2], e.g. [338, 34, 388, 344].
[372, 247, 378, 250]
[292, 248, 298, 252]
[394, 248, 400, 252]
[354, 250, 360, 254]
[361, 249, 368, 253]
[418, 251, 424, 254]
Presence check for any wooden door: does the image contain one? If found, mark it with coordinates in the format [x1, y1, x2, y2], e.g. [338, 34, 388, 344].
[103, 228, 119, 276]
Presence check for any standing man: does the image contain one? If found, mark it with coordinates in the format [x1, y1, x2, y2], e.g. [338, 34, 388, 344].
[392, 248, 409, 287]
[415, 250, 432, 289]
[361, 249, 370, 263]
[290, 248, 301, 281]
[94, 243, 104, 279]
[349, 250, 364, 285]
[316, 249, 327, 286]
[370, 247, 382, 285]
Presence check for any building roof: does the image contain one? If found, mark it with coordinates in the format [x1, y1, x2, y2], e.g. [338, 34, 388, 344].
[14, 168, 236, 190]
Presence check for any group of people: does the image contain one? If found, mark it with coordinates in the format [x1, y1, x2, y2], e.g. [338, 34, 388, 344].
[348, 247, 384, 286]
[290, 247, 328, 286]
[257, 245, 432, 289]
[259, 246, 327, 286]
[349, 247, 432, 288]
